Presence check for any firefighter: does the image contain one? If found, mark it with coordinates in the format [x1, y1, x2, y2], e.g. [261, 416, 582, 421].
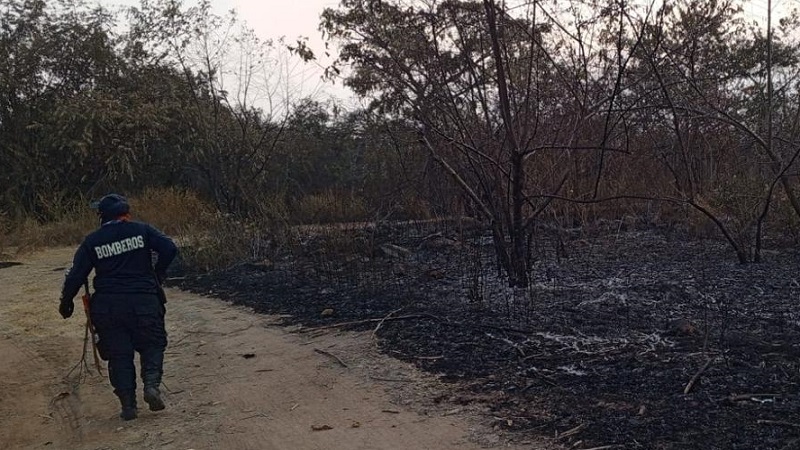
[59, 193, 178, 420]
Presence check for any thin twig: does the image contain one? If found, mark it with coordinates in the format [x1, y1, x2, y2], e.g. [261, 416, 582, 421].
[684, 358, 714, 394]
[557, 422, 587, 439]
[185, 323, 253, 335]
[729, 393, 782, 402]
[65, 322, 94, 383]
[757, 420, 800, 428]
[369, 375, 413, 382]
[303, 314, 540, 340]
[302, 314, 443, 332]
[314, 348, 348, 368]
[485, 332, 525, 358]
[172, 334, 191, 346]
[372, 308, 405, 339]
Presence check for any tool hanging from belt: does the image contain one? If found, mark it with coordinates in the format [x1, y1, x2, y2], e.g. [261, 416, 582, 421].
[81, 281, 103, 374]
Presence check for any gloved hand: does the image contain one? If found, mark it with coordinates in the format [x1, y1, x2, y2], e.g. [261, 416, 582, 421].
[59, 297, 74, 319]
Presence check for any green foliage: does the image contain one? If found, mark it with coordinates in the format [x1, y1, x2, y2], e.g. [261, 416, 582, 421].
[0, 0, 118, 218]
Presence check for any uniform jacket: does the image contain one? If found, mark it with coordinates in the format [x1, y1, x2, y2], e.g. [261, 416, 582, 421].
[61, 220, 178, 301]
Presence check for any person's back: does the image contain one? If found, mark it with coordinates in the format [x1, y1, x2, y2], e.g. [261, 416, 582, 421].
[59, 194, 178, 421]
[77, 220, 175, 295]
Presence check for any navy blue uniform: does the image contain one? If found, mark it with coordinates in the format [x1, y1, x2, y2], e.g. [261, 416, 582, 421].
[61, 219, 177, 404]
[62, 220, 176, 299]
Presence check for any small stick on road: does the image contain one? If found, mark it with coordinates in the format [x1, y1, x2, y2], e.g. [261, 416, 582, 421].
[314, 348, 348, 368]
[369, 375, 413, 382]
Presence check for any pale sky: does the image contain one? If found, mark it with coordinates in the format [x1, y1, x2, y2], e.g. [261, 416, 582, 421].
[204, 0, 341, 69]
[101, 0, 357, 106]
[96, 0, 792, 111]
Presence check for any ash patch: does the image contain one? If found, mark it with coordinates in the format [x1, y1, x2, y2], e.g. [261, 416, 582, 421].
[172, 227, 800, 449]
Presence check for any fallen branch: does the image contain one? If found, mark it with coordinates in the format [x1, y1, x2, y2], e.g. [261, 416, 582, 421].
[729, 393, 782, 402]
[314, 348, 348, 368]
[369, 375, 414, 382]
[557, 422, 586, 439]
[305, 330, 328, 339]
[302, 314, 539, 340]
[372, 308, 405, 339]
[185, 323, 253, 335]
[485, 332, 525, 357]
[302, 314, 443, 332]
[581, 446, 622, 450]
[683, 358, 713, 394]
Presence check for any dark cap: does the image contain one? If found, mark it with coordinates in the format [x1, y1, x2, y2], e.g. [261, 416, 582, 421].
[91, 193, 130, 220]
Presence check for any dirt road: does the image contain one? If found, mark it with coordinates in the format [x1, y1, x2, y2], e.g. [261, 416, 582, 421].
[0, 248, 526, 450]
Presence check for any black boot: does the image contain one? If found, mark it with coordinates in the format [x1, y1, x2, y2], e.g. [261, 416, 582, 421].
[117, 390, 138, 421]
[143, 385, 165, 411]
[141, 348, 166, 412]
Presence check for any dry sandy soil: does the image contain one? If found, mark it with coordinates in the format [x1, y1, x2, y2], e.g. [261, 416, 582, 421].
[0, 247, 540, 450]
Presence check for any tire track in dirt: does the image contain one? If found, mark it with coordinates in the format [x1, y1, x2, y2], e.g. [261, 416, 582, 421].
[0, 247, 539, 450]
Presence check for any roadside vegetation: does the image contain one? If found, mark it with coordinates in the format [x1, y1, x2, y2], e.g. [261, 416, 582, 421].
[4, 1, 800, 448]
[4, 0, 800, 280]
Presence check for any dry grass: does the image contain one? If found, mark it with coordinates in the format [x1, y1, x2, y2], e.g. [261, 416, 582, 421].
[2, 208, 95, 255]
[178, 217, 264, 271]
[130, 188, 218, 236]
[0, 188, 282, 271]
[128, 188, 274, 272]
[0, 188, 218, 258]
[292, 190, 369, 224]
[130, 188, 277, 272]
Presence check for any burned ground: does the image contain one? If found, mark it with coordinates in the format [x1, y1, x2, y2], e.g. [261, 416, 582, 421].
[172, 223, 800, 450]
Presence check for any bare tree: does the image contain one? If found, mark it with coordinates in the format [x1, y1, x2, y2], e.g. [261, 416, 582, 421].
[322, 0, 649, 286]
[626, 0, 800, 261]
[127, 0, 318, 215]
